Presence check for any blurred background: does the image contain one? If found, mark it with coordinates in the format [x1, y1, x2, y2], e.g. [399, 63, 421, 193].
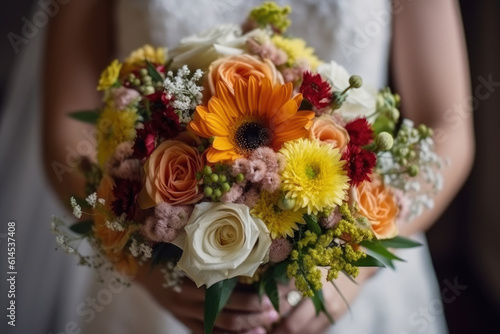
[1, 1, 499, 333]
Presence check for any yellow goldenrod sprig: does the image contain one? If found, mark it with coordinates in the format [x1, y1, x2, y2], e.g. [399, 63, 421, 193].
[249, 2, 292, 33]
[286, 204, 374, 296]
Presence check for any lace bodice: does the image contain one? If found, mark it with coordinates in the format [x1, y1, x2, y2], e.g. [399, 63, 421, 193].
[115, 0, 391, 88]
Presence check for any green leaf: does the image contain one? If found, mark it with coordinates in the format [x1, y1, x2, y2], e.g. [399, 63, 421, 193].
[264, 277, 280, 313]
[361, 240, 404, 261]
[151, 243, 183, 268]
[68, 110, 100, 124]
[69, 219, 93, 235]
[303, 214, 322, 236]
[204, 278, 238, 334]
[354, 254, 387, 267]
[218, 278, 238, 314]
[146, 60, 164, 82]
[360, 240, 404, 269]
[330, 280, 351, 315]
[379, 235, 422, 249]
[311, 289, 334, 323]
[272, 260, 290, 283]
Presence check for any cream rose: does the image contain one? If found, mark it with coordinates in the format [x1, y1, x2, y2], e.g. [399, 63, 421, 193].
[169, 24, 247, 72]
[174, 202, 271, 287]
[317, 61, 377, 119]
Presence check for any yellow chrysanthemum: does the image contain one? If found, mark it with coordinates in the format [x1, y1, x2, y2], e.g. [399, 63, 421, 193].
[280, 139, 349, 214]
[251, 191, 306, 239]
[96, 107, 138, 165]
[188, 76, 314, 163]
[121, 44, 167, 75]
[271, 35, 321, 70]
[97, 59, 122, 91]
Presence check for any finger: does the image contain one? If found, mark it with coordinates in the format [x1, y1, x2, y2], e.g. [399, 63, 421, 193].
[167, 295, 205, 322]
[214, 309, 280, 332]
[271, 299, 329, 334]
[276, 282, 297, 317]
[225, 290, 274, 312]
[177, 316, 267, 334]
[175, 316, 204, 334]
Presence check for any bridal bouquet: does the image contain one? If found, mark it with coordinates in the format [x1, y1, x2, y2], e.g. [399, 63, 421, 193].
[52, 2, 443, 333]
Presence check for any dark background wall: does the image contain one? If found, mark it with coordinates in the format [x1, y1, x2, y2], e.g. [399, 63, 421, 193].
[426, 1, 500, 332]
[0, 0, 35, 107]
[1, 1, 499, 333]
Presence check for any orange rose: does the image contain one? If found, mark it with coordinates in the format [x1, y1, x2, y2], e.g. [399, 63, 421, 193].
[308, 115, 350, 152]
[93, 175, 139, 276]
[138, 139, 204, 208]
[355, 177, 399, 239]
[208, 54, 284, 96]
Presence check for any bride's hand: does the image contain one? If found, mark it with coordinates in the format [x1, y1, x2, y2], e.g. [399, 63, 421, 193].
[135, 268, 281, 334]
[271, 267, 378, 334]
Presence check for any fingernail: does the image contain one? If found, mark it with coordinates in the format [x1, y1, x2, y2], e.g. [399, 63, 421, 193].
[267, 310, 280, 322]
[262, 296, 272, 308]
[253, 327, 266, 334]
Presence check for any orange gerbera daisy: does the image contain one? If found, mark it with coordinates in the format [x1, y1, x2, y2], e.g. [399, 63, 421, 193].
[188, 76, 314, 162]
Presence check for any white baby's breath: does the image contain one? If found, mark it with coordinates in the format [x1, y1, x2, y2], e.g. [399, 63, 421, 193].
[70, 196, 83, 219]
[85, 192, 98, 208]
[163, 65, 204, 124]
[161, 262, 185, 293]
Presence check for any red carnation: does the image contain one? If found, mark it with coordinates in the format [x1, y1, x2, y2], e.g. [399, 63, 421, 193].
[342, 143, 377, 186]
[111, 178, 143, 220]
[299, 71, 332, 109]
[345, 118, 374, 147]
[151, 105, 182, 140]
[132, 122, 157, 159]
[145, 91, 164, 103]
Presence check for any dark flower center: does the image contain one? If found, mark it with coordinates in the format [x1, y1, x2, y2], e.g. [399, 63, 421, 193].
[235, 122, 270, 152]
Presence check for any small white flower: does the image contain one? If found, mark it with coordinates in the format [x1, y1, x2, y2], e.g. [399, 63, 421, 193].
[105, 219, 125, 232]
[129, 238, 141, 257]
[70, 196, 83, 218]
[163, 65, 204, 124]
[56, 235, 66, 246]
[161, 263, 185, 293]
[85, 192, 98, 208]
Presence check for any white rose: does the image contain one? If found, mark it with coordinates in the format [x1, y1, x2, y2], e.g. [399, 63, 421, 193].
[173, 202, 272, 288]
[169, 24, 249, 72]
[317, 61, 377, 120]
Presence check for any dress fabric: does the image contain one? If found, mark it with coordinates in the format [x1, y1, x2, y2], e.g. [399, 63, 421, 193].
[0, 0, 448, 333]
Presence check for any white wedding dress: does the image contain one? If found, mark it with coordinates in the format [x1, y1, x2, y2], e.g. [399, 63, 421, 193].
[0, 0, 448, 333]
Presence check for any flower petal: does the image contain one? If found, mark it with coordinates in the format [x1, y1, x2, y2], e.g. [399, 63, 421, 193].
[212, 136, 235, 151]
[205, 114, 231, 136]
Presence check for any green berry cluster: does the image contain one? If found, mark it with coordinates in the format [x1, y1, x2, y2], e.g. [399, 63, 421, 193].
[197, 163, 244, 201]
[125, 68, 163, 96]
[390, 123, 433, 177]
[372, 88, 401, 134]
[331, 75, 363, 111]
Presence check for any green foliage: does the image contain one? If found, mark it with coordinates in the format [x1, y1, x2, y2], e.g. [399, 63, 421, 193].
[204, 278, 238, 334]
[69, 219, 93, 235]
[68, 110, 100, 124]
[145, 60, 164, 82]
[379, 235, 422, 249]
